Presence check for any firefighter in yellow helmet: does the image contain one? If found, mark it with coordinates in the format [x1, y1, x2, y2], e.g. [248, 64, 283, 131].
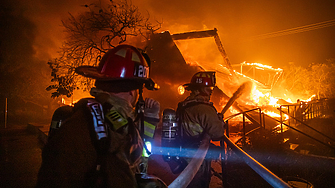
[37, 45, 166, 188]
[177, 71, 225, 188]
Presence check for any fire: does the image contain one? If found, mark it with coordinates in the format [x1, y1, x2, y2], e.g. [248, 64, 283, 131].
[263, 110, 289, 120]
[61, 97, 79, 106]
[61, 97, 66, 104]
[274, 124, 289, 133]
[178, 85, 185, 95]
[263, 110, 280, 117]
[301, 94, 316, 102]
[241, 62, 283, 72]
[248, 81, 314, 109]
[249, 85, 280, 107]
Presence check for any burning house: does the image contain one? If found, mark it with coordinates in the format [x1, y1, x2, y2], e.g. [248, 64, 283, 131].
[141, 29, 335, 187]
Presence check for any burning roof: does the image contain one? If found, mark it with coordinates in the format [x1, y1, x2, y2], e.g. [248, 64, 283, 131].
[145, 28, 316, 128]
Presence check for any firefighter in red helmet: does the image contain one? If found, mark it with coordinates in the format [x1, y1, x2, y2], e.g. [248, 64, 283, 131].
[177, 71, 225, 188]
[37, 44, 166, 188]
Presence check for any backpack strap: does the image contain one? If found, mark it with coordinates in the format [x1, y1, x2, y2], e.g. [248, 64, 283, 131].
[74, 98, 111, 187]
[73, 98, 110, 155]
[86, 99, 109, 141]
[177, 99, 216, 113]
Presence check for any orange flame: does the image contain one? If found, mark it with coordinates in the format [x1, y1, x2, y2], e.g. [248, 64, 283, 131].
[178, 85, 185, 95]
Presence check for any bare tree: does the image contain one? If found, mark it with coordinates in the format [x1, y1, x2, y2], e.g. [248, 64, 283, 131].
[46, 0, 161, 98]
[307, 61, 335, 99]
[278, 60, 335, 100]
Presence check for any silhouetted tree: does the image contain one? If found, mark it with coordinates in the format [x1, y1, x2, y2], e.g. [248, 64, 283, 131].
[46, 0, 160, 98]
[306, 59, 335, 99]
[278, 59, 335, 99]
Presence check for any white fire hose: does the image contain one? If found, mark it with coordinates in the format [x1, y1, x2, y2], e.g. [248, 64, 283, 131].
[168, 134, 210, 188]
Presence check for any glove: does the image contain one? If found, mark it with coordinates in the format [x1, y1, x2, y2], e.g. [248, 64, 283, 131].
[144, 98, 160, 119]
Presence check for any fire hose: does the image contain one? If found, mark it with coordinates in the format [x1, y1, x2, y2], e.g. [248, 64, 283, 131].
[220, 81, 252, 115]
[168, 134, 210, 188]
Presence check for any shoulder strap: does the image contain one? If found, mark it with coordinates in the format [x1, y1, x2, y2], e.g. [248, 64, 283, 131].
[74, 98, 110, 155]
[86, 99, 109, 141]
[177, 100, 216, 114]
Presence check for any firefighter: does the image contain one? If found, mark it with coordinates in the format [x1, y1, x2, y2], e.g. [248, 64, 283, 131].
[36, 44, 165, 188]
[177, 71, 225, 188]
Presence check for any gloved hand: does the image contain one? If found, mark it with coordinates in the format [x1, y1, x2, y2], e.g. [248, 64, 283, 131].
[144, 98, 160, 119]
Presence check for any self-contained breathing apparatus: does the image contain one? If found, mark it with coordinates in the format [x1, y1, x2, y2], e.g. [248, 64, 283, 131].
[161, 108, 179, 161]
[161, 108, 188, 174]
[48, 105, 74, 141]
[161, 98, 225, 174]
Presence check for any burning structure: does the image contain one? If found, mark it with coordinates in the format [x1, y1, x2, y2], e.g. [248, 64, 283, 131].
[56, 27, 334, 187]
[142, 28, 335, 187]
[146, 28, 288, 123]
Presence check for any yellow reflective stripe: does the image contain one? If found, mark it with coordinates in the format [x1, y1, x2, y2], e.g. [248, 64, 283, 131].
[142, 147, 148, 157]
[51, 120, 61, 129]
[142, 141, 151, 157]
[144, 121, 155, 138]
[188, 123, 203, 135]
[50, 121, 58, 129]
[105, 109, 128, 130]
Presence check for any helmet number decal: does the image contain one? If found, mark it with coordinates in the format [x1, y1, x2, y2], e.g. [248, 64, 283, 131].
[134, 64, 149, 78]
[196, 78, 203, 84]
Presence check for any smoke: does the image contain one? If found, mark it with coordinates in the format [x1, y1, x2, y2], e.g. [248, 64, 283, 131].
[0, 0, 95, 72]
[134, 0, 335, 67]
[0, 0, 96, 124]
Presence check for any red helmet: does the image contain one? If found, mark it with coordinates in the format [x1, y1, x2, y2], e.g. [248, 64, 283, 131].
[183, 71, 216, 90]
[75, 44, 158, 90]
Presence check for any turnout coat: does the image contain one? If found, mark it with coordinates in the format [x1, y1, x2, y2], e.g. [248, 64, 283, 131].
[36, 93, 143, 188]
[177, 94, 225, 188]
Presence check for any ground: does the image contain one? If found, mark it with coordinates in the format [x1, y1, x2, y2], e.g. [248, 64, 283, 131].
[0, 126, 42, 188]
[1, 119, 334, 187]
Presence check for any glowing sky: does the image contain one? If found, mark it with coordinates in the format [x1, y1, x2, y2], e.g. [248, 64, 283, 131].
[1, 0, 335, 73]
[134, 0, 335, 68]
[1, 0, 334, 123]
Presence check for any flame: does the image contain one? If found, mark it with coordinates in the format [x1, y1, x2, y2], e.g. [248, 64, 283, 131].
[301, 94, 316, 102]
[249, 83, 314, 109]
[274, 124, 289, 133]
[263, 110, 289, 120]
[241, 62, 283, 72]
[178, 85, 185, 95]
[263, 110, 280, 117]
[61, 97, 66, 104]
[249, 85, 280, 107]
[61, 97, 79, 106]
